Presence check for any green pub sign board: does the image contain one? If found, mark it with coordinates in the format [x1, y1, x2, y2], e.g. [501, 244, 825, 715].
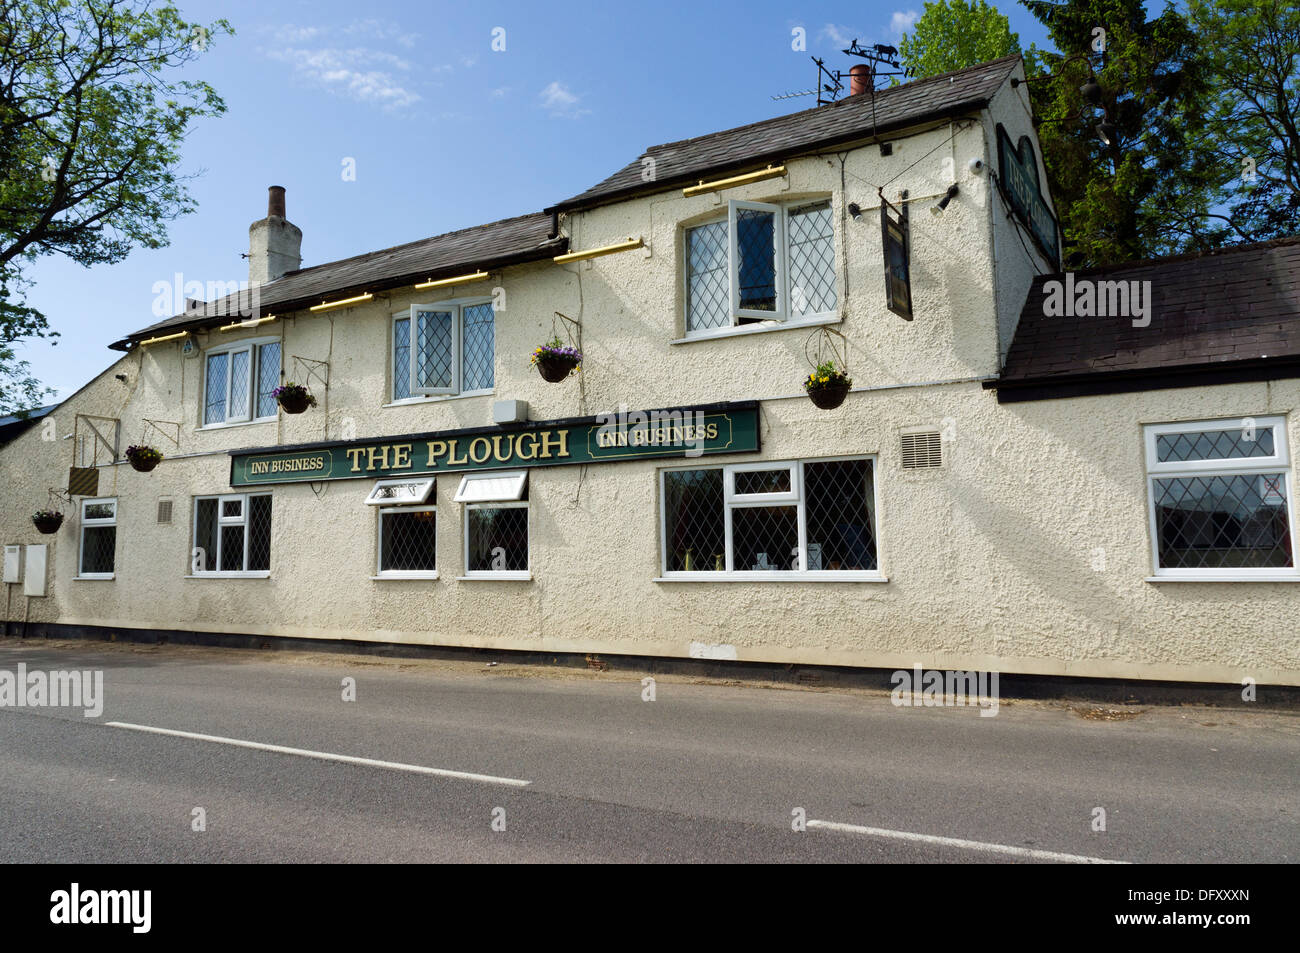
[996, 125, 1060, 267]
[230, 402, 760, 486]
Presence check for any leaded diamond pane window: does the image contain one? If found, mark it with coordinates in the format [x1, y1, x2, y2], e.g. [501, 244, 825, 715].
[663, 469, 725, 572]
[257, 341, 281, 418]
[393, 317, 412, 400]
[467, 506, 528, 572]
[787, 202, 837, 316]
[686, 199, 837, 333]
[79, 497, 117, 577]
[1145, 417, 1296, 576]
[380, 509, 437, 573]
[193, 493, 272, 574]
[686, 221, 729, 331]
[415, 309, 454, 391]
[229, 349, 251, 419]
[661, 458, 877, 575]
[462, 303, 495, 391]
[204, 352, 228, 425]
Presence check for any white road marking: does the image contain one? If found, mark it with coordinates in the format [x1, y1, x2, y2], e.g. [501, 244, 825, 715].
[807, 819, 1128, 864]
[106, 721, 531, 788]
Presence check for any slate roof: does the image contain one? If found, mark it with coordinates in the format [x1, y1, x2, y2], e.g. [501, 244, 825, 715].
[995, 237, 1300, 400]
[113, 212, 565, 350]
[546, 55, 1021, 214]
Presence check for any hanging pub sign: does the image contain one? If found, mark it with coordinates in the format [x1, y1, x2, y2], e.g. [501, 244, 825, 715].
[880, 191, 913, 320]
[996, 124, 1061, 267]
[229, 401, 761, 486]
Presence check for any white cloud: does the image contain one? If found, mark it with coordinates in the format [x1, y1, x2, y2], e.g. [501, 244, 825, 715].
[342, 18, 420, 48]
[820, 23, 858, 46]
[267, 47, 422, 111]
[539, 81, 589, 118]
[891, 10, 920, 34]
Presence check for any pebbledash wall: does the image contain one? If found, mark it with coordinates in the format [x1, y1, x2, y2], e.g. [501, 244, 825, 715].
[3, 60, 1299, 686]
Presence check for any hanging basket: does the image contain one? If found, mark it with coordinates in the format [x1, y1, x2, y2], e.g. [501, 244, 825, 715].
[536, 354, 580, 382]
[32, 512, 64, 534]
[806, 379, 851, 410]
[125, 445, 163, 472]
[273, 383, 316, 414]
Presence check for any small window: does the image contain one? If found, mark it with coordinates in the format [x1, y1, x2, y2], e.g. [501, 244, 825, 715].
[193, 493, 272, 575]
[203, 340, 281, 426]
[377, 507, 437, 577]
[1145, 416, 1297, 578]
[392, 301, 495, 402]
[685, 199, 837, 333]
[459, 471, 529, 578]
[661, 458, 878, 577]
[79, 497, 116, 578]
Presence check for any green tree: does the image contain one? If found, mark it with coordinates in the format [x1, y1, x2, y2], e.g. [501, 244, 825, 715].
[1021, 0, 1211, 267]
[899, 0, 1021, 79]
[1179, 0, 1300, 246]
[0, 0, 231, 412]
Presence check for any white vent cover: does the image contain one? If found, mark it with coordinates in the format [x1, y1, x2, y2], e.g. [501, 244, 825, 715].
[157, 499, 173, 523]
[900, 430, 942, 469]
[454, 470, 527, 503]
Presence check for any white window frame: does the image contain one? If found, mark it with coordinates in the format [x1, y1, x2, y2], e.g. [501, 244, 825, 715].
[375, 505, 439, 580]
[78, 497, 117, 580]
[457, 471, 530, 580]
[201, 336, 281, 428]
[365, 477, 435, 506]
[390, 298, 494, 403]
[1144, 416, 1300, 581]
[658, 455, 884, 582]
[685, 198, 837, 337]
[191, 492, 272, 578]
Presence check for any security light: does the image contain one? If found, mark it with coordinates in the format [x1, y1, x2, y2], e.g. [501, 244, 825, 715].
[930, 184, 959, 217]
[1096, 119, 1118, 146]
[848, 202, 862, 222]
[1079, 76, 1102, 106]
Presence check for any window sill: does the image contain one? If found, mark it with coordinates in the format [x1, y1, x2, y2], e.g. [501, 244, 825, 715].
[73, 574, 115, 581]
[371, 572, 439, 581]
[671, 313, 840, 345]
[655, 571, 887, 583]
[1145, 574, 1300, 583]
[197, 418, 277, 432]
[456, 572, 532, 582]
[185, 571, 271, 579]
[384, 389, 493, 409]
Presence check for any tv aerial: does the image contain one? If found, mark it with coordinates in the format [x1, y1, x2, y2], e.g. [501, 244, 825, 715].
[772, 39, 913, 104]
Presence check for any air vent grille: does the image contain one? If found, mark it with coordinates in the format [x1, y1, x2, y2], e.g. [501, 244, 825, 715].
[900, 431, 942, 469]
[157, 499, 173, 524]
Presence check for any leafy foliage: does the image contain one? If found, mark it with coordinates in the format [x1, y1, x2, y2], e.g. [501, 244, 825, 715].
[0, 0, 231, 411]
[899, 0, 1021, 79]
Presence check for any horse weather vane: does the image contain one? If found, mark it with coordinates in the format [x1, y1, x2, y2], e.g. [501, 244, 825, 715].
[772, 38, 912, 105]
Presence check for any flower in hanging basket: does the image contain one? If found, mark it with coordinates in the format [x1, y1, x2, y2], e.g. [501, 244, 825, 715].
[530, 337, 582, 383]
[804, 360, 853, 410]
[273, 382, 317, 414]
[32, 509, 64, 534]
[125, 444, 164, 472]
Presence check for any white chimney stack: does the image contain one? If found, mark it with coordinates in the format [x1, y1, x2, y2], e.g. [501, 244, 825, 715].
[248, 185, 301, 285]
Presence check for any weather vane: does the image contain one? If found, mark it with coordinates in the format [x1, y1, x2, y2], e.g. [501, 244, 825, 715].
[772, 38, 912, 104]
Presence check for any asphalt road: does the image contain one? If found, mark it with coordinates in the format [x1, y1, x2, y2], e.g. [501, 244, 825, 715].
[0, 638, 1296, 863]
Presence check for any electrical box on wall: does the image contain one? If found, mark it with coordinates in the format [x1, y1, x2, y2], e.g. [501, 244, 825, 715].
[23, 544, 46, 597]
[3, 545, 20, 584]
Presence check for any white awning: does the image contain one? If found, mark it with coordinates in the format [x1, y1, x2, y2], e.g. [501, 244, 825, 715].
[364, 477, 435, 506]
[453, 470, 528, 503]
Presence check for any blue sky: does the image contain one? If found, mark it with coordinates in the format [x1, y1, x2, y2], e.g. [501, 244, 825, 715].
[20, 0, 1058, 400]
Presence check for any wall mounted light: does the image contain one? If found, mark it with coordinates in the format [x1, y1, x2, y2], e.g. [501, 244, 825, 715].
[414, 270, 490, 291]
[139, 330, 189, 347]
[553, 237, 644, 264]
[930, 184, 960, 218]
[1079, 75, 1102, 106]
[1096, 117, 1118, 146]
[309, 293, 373, 313]
[219, 315, 277, 332]
[848, 202, 862, 222]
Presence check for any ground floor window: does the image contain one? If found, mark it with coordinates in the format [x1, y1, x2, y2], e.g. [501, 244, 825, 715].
[455, 471, 529, 578]
[79, 498, 116, 578]
[1145, 416, 1297, 578]
[193, 493, 272, 575]
[660, 456, 878, 578]
[365, 478, 438, 578]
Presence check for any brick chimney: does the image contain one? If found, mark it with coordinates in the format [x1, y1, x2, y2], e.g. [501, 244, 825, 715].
[248, 185, 302, 285]
[849, 64, 872, 96]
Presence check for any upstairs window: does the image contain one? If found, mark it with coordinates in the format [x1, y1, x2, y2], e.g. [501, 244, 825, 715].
[1145, 416, 1297, 579]
[392, 301, 495, 402]
[203, 340, 281, 426]
[685, 199, 837, 333]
